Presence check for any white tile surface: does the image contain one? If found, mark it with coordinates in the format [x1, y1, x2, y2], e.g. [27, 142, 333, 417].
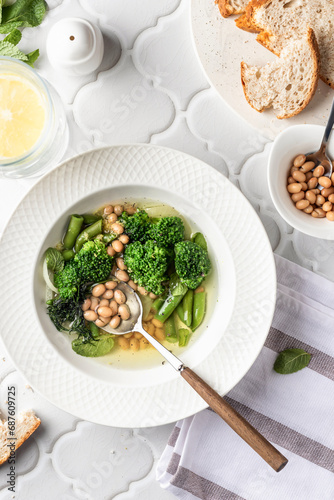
[0, 0, 331, 498]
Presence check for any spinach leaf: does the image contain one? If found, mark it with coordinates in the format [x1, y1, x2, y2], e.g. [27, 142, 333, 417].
[0, 0, 47, 33]
[45, 247, 65, 273]
[274, 348, 311, 374]
[72, 336, 114, 357]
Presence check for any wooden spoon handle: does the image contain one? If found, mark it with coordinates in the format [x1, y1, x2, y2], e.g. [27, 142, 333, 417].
[180, 367, 288, 472]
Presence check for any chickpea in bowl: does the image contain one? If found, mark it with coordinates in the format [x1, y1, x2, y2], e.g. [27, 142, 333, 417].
[43, 201, 212, 360]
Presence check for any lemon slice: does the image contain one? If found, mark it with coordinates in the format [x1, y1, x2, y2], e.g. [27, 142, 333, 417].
[0, 74, 46, 159]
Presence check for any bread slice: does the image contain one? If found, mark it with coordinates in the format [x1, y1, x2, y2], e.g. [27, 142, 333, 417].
[241, 28, 320, 119]
[216, 0, 250, 17]
[245, 0, 334, 88]
[235, 12, 260, 32]
[0, 410, 40, 465]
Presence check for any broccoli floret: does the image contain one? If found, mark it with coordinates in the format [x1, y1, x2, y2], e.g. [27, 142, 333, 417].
[124, 240, 172, 294]
[174, 240, 211, 289]
[148, 217, 184, 247]
[54, 260, 79, 300]
[120, 210, 150, 242]
[74, 239, 113, 283]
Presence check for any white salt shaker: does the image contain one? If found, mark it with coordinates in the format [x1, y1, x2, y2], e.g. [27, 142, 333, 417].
[46, 18, 104, 76]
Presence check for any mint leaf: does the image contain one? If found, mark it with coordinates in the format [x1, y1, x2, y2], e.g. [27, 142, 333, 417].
[0, 39, 27, 59]
[274, 348, 311, 375]
[3, 28, 22, 45]
[45, 248, 65, 273]
[26, 47, 39, 66]
[0, 0, 47, 33]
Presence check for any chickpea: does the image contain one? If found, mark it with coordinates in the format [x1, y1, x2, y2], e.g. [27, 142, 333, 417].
[323, 201, 333, 212]
[105, 281, 118, 290]
[305, 172, 313, 182]
[116, 257, 127, 270]
[287, 176, 295, 184]
[130, 338, 140, 351]
[112, 239, 124, 253]
[92, 284, 106, 297]
[134, 332, 143, 339]
[107, 246, 116, 257]
[110, 315, 121, 329]
[109, 299, 118, 316]
[102, 290, 114, 299]
[293, 154, 306, 167]
[300, 182, 308, 191]
[144, 322, 155, 336]
[114, 289, 126, 304]
[118, 337, 130, 350]
[290, 166, 299, 174]
[307, 178, 318, 189]
[98, 306, 113, 317]
[305, 191, 316, 204]
[295, 200, 309, 210]
[137, 286, 148, 296]
[300, 161, 315, 173]
[292, 170, 306, 183]
[312, 208, 326, 218]
[321, 187, 334, 198]
[111, 264, 117, 276]
[111, 222, 124, 235]
[119, 304, 131, 320]
[310, 188, 320, 195]
[114, 204, 124, 216]
[125, 205, 137, 215]
[119, 234, 130, 245]
[287, 183, 302, 194]
[316, 194, 325, 206]
[124, 332, 133, 339]
[90, 297, 99, 311]
[149, 292, 158, 299]
[128, 280, 137, 291]
[115, 270, 130, 282]
[104, 205, 113, 215]
[332, 172, 334, 184]
[84, 310, 98, 321]
[107, 213, 118, 224]
[96, 317, 109, 327]
[140, 337, 150, 349]
[155, 328, 165, 341]
[145, 312, 154, 321]
[313, 165, 325, 178]
[329, 194, 334, 203]
[99, 299, 109, 307]
[318, 176, 332, 189]
[152, 318, 164, 328]
[326, 211, 334, 221]
[303, 205, 314, 214]
[81, 298, 91, 311]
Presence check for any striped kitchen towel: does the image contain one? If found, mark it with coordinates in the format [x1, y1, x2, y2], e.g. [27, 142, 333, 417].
[156, 255, 334, 500]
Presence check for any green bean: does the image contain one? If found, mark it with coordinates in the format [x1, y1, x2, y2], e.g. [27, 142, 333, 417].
[89, 322, 100, 339]
[178, 328, 191, 347]
[182, 290, 194, 327]
[191, 291, 206, 331]
[191, 232, 207, 251]
[62, 249, 75, 261]
[82, 214, 102, 225]
[152, 293, 167, 313]
[74, 219, 103, 253]
[102, 233, 117, 244]
[63, 214, 84, 250]
[165, 313, 178, 343]
[176, 303, 184, 321]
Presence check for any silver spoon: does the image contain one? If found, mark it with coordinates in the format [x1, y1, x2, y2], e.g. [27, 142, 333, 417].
[101, 282, 288, 472]
[306, 98, 334, 177]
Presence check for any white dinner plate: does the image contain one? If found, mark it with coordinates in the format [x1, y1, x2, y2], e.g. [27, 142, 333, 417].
[190, 0, 332, 140]
[0, 145, 275, 427]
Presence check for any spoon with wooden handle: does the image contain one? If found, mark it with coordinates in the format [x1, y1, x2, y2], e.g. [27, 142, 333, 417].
[101, 282, 288, 472]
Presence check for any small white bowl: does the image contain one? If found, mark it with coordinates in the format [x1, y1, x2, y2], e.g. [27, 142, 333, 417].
[268, 124, 334, 240]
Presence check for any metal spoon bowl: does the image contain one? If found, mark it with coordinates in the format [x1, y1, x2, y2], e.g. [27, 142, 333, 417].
[306, 98, 334, 177]
[100, 281, 288, 472]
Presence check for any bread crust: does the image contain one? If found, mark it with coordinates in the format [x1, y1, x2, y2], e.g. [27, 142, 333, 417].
[241, 27, 320, 119]
[235, 13, 260, 33]
[215, 0, 247, 18]
[0, 413, 41, 466]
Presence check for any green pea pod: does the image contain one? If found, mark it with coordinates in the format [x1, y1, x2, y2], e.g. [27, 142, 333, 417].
[102, 233, 117, 244]
[191, 232, 207, 251]
[89, 322, 100, 339]
[75, 219, 103, 253]
[191, 291, 206, 331]
[182, 290, 194, 327]
[72, 336, 114, 357]
[165, 314, 178, 343]
[152, 293, 167, 313]
[62, 249, 75, 261]
[63, 214, 84, 250]
[82, 214, 102, 225]
[178, 328, 191, 347]
[176, 303, 184, 321]
[155, 286, 187, 323]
